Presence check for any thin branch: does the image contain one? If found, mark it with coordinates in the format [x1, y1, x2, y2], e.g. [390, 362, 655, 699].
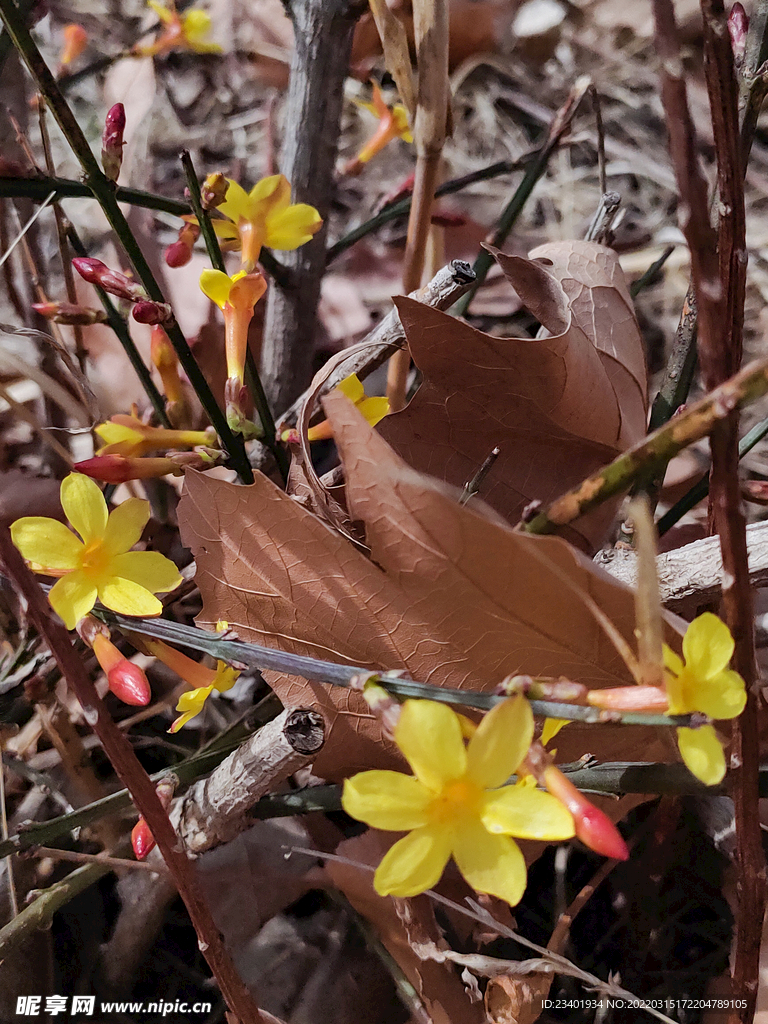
[521, 354, 768, 535]
[0, 0, 252, 482]
[453, 76, 591, 318]
[96, 609, 695, 727]
[0, 528, 264, 1024]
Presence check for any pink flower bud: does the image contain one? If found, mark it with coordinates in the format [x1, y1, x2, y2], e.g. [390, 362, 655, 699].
[729, 3, 748, 62]
[72, 257, 146, 302]
[74, 454, 183, 483]
[32, 301, 107, 325]
[543, 765, 629, 861]
[132, 300, 173, 325]
[102, 103, 126, 182]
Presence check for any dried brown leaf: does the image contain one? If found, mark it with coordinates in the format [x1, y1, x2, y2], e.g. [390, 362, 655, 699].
[369, 0, 416, 120]
[485, 972, 551, 1024]
[179, 393, 680, 780]
[377, 241, 647, 551]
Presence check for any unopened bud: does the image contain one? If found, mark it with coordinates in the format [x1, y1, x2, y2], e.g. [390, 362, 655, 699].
[586, 685, 670, 712]
[101, 103, 126, 183]
[729, 3, 748, 63]
[32, 301, 107, 326]
[164, 222, 200, 268]
[201, 172, 228, 209]
[542, 764, 629, 860]
[132, 300, 173, 325]
[72, 257, 146, 302]
[60, 24, 88, 69]
[131, 777, 176, 860]
[74, 454, 183, 483]
[91, 633, 150, 706]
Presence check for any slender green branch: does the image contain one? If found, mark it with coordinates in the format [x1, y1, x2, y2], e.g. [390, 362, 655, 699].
[0, 857, 111, 958]
[0, 174, 191, 215]
[0, 694, 282, 860]
[66, 226, 170, 426]
[453, 77, 591, 318]
[522, 355, 768, 536]
[0, 2, 252, 481]
[629, 244, 676, 299]
[95, 609, 692, 728]
[658, 409, 768, 534]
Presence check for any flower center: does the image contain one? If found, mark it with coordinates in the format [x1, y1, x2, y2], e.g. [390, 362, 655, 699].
[79, 539, 110, 578]
[429, 778, 481, 825]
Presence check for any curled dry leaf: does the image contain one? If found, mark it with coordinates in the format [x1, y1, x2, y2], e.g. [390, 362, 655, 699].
[377, 241, 647, 552]
[179, 393, 680, 781]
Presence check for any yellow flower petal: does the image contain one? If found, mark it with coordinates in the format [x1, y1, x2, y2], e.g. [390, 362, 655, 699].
[682, 613, 734, 679]
[213, 663, 239, 693]
[662, 643, 684, 678]
[342, 771, 432, 830]
[102, 498, 151, 555]
[97, 577, 164, 618]
[211, 220, 240, 241]
[373, 824, 452, 897]
[218, 180, 251, 223]
[394, 700, 467, 792]
[169, 683, 215, 732]
[466, 696, 533, 789]
[108, 551, 183, 594]
[677, 725, 726, 786]
[338, 373, 365, 403]
[199, 269, 233, 309]
[10, 518, 82, 571]
[541, 718, 568, 746]
[689, 669, 747, 721]
[482, 786, 575, 841]
[148, 0, 174, 25]
[60, 473, 108, 545]
[248, 173, 290, 213]
[182, 9, 213, 44]
[356, 396, 390, 428]
[49, 572, 97, 629]
[452, 820, 527, 906]
[264, 204, 323, 250]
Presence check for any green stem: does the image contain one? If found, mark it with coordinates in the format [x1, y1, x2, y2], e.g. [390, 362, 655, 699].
[522, 355, 768, 536]
[0, 1, 252, 481]
[180, 150, 288, 481]
[0, 174, 191, 215]
[96, 609, 692, 728]
[0, 694, 282, 860]
[66, 226, 170, 426]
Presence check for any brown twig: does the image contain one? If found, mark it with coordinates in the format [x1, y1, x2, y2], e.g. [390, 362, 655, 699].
[386, 0, 449, 412]
[0, 528, 264, 1024]
[654, 4, 765, 1020]
[261, 0, 366, 412]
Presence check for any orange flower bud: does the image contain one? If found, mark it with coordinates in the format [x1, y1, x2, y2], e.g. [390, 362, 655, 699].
[60, 24, 88, 68]
[542, 764, 629, 861]
[131, 817, 155, 860]
[92, 633, 151, 706]
[74, 454, 183, 483]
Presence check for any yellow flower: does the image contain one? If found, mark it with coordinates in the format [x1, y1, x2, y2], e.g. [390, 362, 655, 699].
[344, 83, 413, 174]
[96, 413, 212, 458]
[169, 663, 238, 732]
[208, 175, 322, 271]
[342, 697, 574, 905]
[199, 269, 267, 386]
[281, 373, 389, 443]
[134, 0, 222, 57]
[10, 473, 182, 629]
[663, 613, 747, 786]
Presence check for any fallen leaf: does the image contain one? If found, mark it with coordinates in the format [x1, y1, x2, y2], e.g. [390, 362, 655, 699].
[179, 392, 680, 780]
[485, 972, 552, 1024]
[377, 240, 647, 551]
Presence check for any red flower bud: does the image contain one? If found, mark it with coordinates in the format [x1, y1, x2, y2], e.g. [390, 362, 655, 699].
[32, 301, 107, 326]
[74, 454, 183, 483]
[132, 300, 173, 325]
[102, 103, 126, 182]
[164, 240, 192, 267]
[543, 765, 629, 861]
[729, 3, 748, 62]
[91, 633, 151, 706]
[131, 818, 155, 860]
[72, 257, 146, 302]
